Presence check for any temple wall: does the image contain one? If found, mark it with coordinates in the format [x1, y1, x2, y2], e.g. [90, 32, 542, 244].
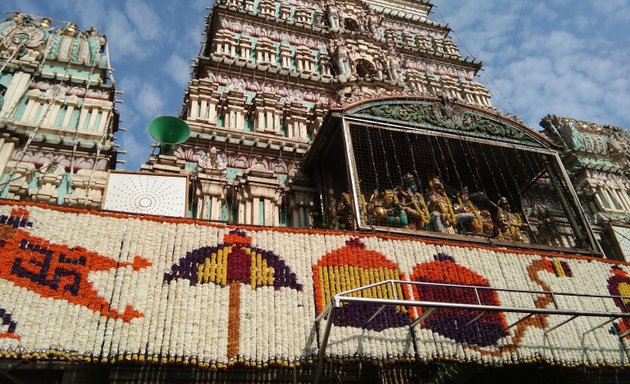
[0, 201, 628, 369]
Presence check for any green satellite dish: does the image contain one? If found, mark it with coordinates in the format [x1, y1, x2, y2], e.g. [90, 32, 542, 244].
[148, 116, 190, 155]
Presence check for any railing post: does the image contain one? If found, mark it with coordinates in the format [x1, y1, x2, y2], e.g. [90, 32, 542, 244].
[313, 306, 336, 384]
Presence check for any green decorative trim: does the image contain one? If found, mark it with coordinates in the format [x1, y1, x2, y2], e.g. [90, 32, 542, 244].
[352, 100, 542, 147]
[0, 72, 13, 88]
[14, 95, 28, 121]
[225, 167, 244, 181]
[54, 106, 67, 128]
[259, 199, 265, 225]
[56, 173, 72, 205]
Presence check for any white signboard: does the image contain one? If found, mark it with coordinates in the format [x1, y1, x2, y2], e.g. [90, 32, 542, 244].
[103, 172, 188, 217]
[612, 224, 630, 259]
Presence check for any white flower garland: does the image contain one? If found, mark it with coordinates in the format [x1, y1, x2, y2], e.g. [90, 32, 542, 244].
[0, 202, 628, 369]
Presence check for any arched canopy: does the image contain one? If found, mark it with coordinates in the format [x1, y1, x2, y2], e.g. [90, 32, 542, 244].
[344, 97, 555, 149]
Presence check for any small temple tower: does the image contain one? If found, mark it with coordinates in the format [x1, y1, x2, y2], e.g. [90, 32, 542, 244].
[540, 115, 630, 259]
[0, 13, 122, 208]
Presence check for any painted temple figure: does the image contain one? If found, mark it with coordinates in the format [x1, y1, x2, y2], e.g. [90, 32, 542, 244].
[453, 187, 484, 235]
[366, 9, 383, 41]
[85, 26, 106, 67]
[495, 196, 528, 243]
[336, 191, 354, 229]
[398, 173, 430, 230]
[386, 47, 403, 85]
[427, 176, 456, 233]
[197, 146, 227, 171]
[325, 1, 341, 32]
[332, 39, 351, 77]
[480, 210, 496, 237]
[366, 188, 408, 228]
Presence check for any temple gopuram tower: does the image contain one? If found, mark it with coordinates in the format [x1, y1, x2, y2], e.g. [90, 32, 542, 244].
[0, 13, 122, 208]
[540, 115, 630, 259]
[145, 0, 493, 227]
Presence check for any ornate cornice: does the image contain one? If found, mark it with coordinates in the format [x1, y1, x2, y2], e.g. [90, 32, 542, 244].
[348, 98, 547, 147]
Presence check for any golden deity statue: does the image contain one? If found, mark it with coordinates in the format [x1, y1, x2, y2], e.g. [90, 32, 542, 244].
[495, 196, 528, 243]
[426, 176, 456, 233]
[479, 210, 496, 237]
[453, 187, 484, 235]
[337, 191, 354, 230]
[398, 173, 430, 230]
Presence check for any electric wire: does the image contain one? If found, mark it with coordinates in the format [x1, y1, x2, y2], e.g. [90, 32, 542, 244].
[499, 0, 527, 98]
[431, 5, 524, 120]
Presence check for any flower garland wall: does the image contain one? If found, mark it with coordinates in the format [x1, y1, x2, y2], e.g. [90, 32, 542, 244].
[0, 201, 628, 369]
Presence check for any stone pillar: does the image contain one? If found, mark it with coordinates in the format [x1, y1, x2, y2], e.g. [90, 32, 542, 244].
[197, 171, 227, 220]
[46, 101, 62, 127]
[2, 72, 31, 118]
[62, 169, 107, 208]
[295, 8, 310, 24]
[31, 172, 63, 204]
[280, 45, 292, 70]
[259, 0, 275, 17]
[97, 107, 111, 134]
[4, 161, 34, 201]
[288, 191, 316, 228]
[237, 165, 283, 226]
[239, 39, 252, 63]
[280, 5, 291, 21]
[23, 90, 41, 123]
[200, 99, 209, 120]
[0, 139, 15, 175]
[296, 46, 312, 74]
[61, 96, 80, 128]
[189, 96, 199, 121]
[209, 91, 220, 123]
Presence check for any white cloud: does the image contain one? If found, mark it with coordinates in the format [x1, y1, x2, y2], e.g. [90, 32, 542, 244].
[433, 0, 630, 131]
[136, 83, 166, 119]
[124, 1, 164, 42]
[163, 54, 192, 88]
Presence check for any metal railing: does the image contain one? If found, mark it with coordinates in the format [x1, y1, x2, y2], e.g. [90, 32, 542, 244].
[313, 279, 630, 384]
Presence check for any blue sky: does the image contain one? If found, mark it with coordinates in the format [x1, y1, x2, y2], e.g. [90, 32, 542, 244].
[2, 1, 629, 170]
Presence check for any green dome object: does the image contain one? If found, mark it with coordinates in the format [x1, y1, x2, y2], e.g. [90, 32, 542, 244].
[148, 116, 190, 145]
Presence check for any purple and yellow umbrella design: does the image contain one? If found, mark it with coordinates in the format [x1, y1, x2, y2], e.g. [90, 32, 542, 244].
[313, 238, 410, 331]
[163, 229, 302, 360]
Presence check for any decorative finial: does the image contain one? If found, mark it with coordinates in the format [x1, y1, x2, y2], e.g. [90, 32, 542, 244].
[63, 22, 77, 37]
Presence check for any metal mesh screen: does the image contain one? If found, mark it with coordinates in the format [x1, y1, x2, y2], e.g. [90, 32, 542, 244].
[346, 123, 581, 247]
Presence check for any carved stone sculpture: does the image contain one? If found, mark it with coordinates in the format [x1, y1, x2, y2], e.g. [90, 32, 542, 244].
[197, 147, 227, 171]
[398, 173, 430, 230]
[386, 47, 403, 85]
[325, 1, 341, 31]
[426, 176, 456, 233]
[495, 196, 528, 243]
[332, 39, 351, 77]
[366, 9, 383, 40]
[453, 187, 484, 235]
